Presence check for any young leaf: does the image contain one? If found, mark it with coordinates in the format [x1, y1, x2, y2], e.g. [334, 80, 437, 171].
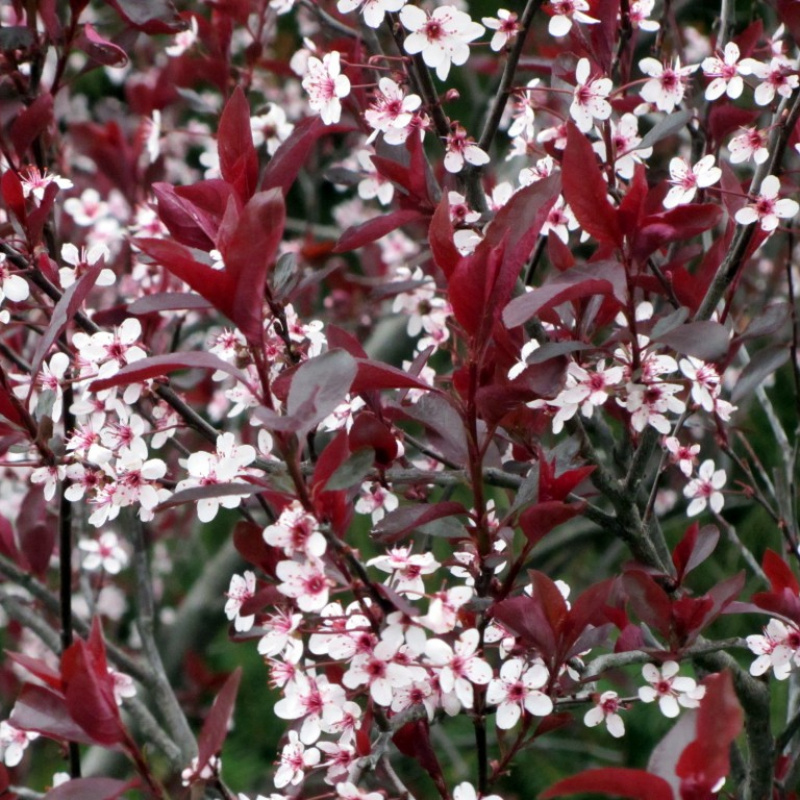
[196, 667, 242, 769]
[762, 549, 800, 595]
[44, 778, 134, 800]
[373, 502, 467, 543]
[334, 209, 425, 253]
[562, 123, 622, 247]
[541, 767, 674, 800]
[218, 87, 259, 201]
[61, 620, 127, 747]
[89, 351, 251, 393]
[10, 93, 54, 159]
[105, 0, 185, 34]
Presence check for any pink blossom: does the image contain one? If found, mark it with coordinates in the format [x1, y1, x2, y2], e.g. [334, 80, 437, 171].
[570, 58, 612, 133]
[683, 459, 726, 516]
[79, 531, 129, 574]
[273, 731, 320, 789]
[584, 690, 625, 737]
[548, 0, 598, 37]
[735, 175, 799, 232]
[444, 125, 490, 174]
[486, 658, 552, 729]
[302, 51, 351, 125]
[482, 10, 520, 51]
[400, 5, 484, 82]
[336, 0, 404, 29]
[747, 618, 800, 680]
[701, 42, 745, 100]
[739, 56, 800, 106]
[225, 571, 257, 632]
[638, 661, 705, 717]
[663, 155, 721, 209]
[664, 436, 700, 477]
[639, 56, 698, 112]
[728, 127, 769, 165]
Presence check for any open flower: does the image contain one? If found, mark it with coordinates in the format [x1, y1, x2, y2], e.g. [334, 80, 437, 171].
[639, 56, 698, 112]
[570, 58, 612, 133]
[638, 661, 705, 717]
[735, 175, 799, 232]
[336, 0, 404, 28]
[400, 5, 484, 81]
[663, 155, 721, 208]
[302, 51, 351, 125]
[701, 42, 745, 100]
[548, 0, 598, 37]
[486, 658, 552, 728]
[684, 459, 726, 516]
[483, 10, 520, 51]
[747, 618, 800, 680]
[584, 690, 625, 737]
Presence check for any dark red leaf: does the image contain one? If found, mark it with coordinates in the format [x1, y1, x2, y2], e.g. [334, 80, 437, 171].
[43, 778, 133, 800]
[0, 513, 25, 567]
[153, 180, 236, 250]
[503, 261, 625, 328]
[28, 259, 105, 399]
[218, 87, 258, 201]
[492, 594, 557, 657]
[156, 482, 263, 512]
[622, 570, 672, 639]
[349, 413, 398, 466]
[751, 589, 800, 627]
[538, 457, 596, 502]
[5, 651, 62, 690]
[449, 239, 505, 337]
[676, 671, 742, 791]
[217, 188, 286, 342]
[326, 325, 368, 359]
[105, 0, 185, 34]
[542, 767, 674, 800]
[2, 170, 27, 225]
[10, 685, 107, 747]
[16, 485, 55, 578]
[350, 358, 436, 394]
[334, 209, 425, 253]
[562, 123, 622, 247]
[777, 0, 800, 49]
[632, 204, 722, 263]
[530, 570, 570, 634]
[197, 668, 242, 769]
[262, 116, 354, 195]
[256, 349, 358, 435]
[700, 572, 745, 630]
[233, 520, 280, 576]
[77, 23, 129, 67]
[429, 194, 461, 279]
[373, 502, 467, 543]
[653, 320, 729, 361]
[392, 719, 448, 798]
[128, 292, 213, 315]
[519, 501, 585, 547]
[312, 430, 350, 496]
[10, 94, 54, 159]
[481, 173, 561, 282]
[763, 549, 800, 595]
[89, 351, 250, 393]
[61, 620, 126, 746]
[561, 579, 615, 652]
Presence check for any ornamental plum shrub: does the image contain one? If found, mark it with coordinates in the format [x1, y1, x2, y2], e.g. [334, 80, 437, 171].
[2, 1, 800, 799]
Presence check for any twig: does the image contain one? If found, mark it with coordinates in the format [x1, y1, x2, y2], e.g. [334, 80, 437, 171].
[130, 515, 197, 762]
